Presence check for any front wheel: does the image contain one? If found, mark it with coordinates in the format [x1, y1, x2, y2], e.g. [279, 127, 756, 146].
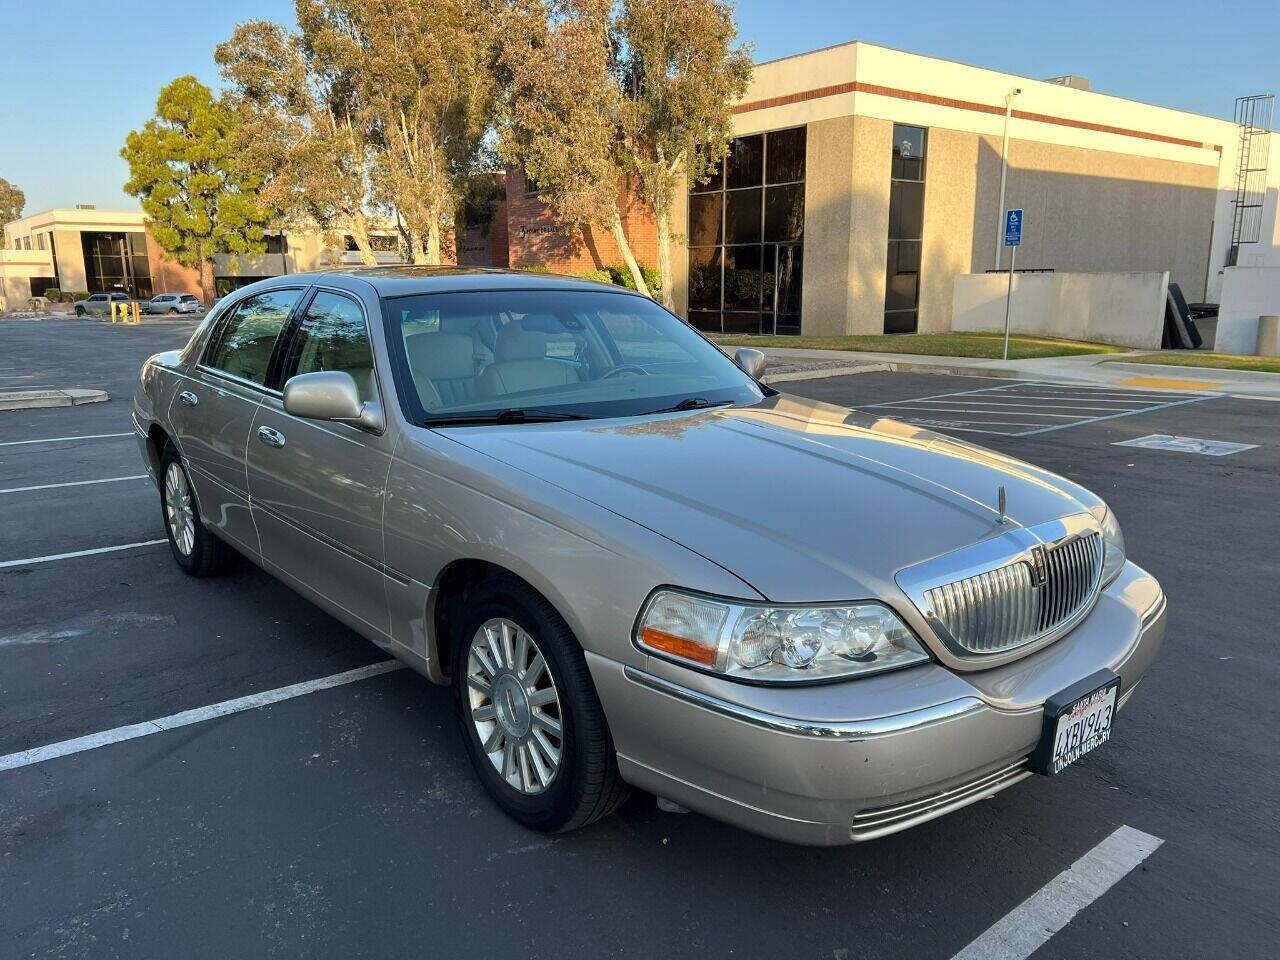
[74, 307, 85, 317]
[452, 577, 629, 832]
[159, 444, 234, 576]
[168, 307, 178, 314]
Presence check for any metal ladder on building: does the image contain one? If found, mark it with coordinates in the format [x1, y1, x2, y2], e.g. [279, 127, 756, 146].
[1229, 94, 1274, 266]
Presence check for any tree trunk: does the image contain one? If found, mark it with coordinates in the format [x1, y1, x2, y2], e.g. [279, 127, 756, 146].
[199, 259, 216, 306]
[655, 211, 673, 310]
[409, 231, 426, 265]
[609, 216, 651, 298]
[425, 219, 442, 265]
[349, 212, 378, 267]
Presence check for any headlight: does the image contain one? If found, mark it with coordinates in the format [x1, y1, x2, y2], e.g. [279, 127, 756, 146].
[634, 589, 930, 683]
[1089, 503, 1126, 586]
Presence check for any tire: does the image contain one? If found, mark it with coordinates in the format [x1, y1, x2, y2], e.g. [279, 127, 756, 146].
[159, 443, 234, 577]
[168, 307, 178, 314]
[74, 307, 85, 317]
[451, 576, 630, 833]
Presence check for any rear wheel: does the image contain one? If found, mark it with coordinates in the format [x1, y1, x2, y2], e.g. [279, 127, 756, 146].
[159, 444, 234, 577]
[451, 577, 629, 832]
[168, 307, 179, 314]
[74, 306, 85, 317]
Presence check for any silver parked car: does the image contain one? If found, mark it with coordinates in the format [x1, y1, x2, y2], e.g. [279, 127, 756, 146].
[132, 268, 1165, 844]
[75, 291, 131, 316]
[144, 293, 203, 315]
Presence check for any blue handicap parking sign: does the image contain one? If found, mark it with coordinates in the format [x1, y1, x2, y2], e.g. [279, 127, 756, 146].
[1004, 208, 1023, 246]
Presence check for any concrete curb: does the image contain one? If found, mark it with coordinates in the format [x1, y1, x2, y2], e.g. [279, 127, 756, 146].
[763, 363, 891, 384]
[0, 388, 110, 411]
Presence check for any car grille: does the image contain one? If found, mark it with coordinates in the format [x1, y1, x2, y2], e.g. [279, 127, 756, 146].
[920, 532, 1103, 656]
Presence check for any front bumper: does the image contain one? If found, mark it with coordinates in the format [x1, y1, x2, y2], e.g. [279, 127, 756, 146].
[591, 561, 1165, 845]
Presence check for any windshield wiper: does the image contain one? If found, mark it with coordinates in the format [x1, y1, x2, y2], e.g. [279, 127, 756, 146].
[644, 397, 735, 415]
[424, 407, 592, 427]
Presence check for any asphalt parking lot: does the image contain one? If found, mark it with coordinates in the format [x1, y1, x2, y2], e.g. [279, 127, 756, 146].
[1, 318, 1277, 959]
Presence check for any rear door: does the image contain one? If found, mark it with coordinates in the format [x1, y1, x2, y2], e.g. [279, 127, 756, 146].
[247, 287, 394, 640]
[167, 287, 305, 556]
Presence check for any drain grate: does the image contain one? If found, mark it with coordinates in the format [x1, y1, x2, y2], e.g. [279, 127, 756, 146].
[1112, 434, 1258, 456]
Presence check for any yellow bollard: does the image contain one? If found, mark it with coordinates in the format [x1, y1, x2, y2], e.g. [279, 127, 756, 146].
[110, 302, 118, 323]
[132, 301, 140, 324]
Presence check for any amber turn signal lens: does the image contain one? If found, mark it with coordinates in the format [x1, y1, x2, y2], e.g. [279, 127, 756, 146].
[639, 626, 718, 665]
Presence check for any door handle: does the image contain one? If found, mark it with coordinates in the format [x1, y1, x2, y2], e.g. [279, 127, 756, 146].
[256, 426, 286, 448]
[178, 390, 199, 407]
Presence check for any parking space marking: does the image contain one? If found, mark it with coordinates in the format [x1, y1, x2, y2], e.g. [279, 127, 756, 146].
[0, 432, 132, 447]
[951, 825, 1163, 960]
[862, 382, 1213, 436]
[0, 474, 147, 495]
[0, 539, 167, 570]
[0, 661, 406, 773]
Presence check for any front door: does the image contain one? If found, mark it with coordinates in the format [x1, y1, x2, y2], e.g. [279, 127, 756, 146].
[168, 287, 304, 556]
[247, 289, 393, 640]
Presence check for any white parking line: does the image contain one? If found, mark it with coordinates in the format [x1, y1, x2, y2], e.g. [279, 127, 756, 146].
[0, 661, 407, 773]
[0, 432, 132, 447]
[0, 475, 147, 495]
[863, 382, 1213, 437]
[0, 539, 167, 570]
[950, 825, 1163, 960]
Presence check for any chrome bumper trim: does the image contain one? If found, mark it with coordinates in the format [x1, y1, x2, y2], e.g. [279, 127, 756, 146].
[1140, 592, 1167, 629]
[622, 665, 984, 740]
[850, 758, 1032, 840]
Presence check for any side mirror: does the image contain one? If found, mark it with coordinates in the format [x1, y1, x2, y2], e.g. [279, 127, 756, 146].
[734, 347, 767, 380]
[283, 371, 384, 432]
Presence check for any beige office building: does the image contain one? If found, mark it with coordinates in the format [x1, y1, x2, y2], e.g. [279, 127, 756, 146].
[669, 41, 1272, 337]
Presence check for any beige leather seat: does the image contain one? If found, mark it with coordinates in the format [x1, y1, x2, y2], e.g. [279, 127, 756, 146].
[404, 331, 478, 409]
[478, 325, 582, 398]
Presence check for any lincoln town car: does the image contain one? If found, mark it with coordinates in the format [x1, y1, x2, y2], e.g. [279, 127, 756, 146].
[132, 268, 1165, 844]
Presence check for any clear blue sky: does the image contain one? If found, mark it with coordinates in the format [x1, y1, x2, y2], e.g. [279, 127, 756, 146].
[1, 0, 1276, 216]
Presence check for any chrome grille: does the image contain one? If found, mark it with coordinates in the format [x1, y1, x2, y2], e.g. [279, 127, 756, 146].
[921, 532, 1103, 655]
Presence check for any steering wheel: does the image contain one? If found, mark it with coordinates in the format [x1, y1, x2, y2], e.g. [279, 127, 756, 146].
[602, 364, 650, 379]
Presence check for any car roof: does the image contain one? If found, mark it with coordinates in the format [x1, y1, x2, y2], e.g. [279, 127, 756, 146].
[226, 265, 641, 300]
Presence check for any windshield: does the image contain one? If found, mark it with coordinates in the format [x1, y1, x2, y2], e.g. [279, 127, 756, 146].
[381, 288, 764, 423]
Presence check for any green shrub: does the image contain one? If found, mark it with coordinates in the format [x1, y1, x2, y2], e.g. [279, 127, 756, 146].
[605, 264, 661, 296]
[566, 269, 613, 284]
[64, 291, 88, 303]
[41, 287, 62, 302]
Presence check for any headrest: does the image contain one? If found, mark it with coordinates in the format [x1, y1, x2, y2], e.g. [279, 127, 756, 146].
[494, 324, 548, 362]
[404, 332, 475, 379]
[440, 313, 487, 335]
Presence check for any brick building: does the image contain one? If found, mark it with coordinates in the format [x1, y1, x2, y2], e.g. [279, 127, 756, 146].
[503, 166, 657, 273]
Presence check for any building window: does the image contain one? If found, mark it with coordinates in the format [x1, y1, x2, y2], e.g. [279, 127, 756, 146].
[688, 125, 805, 336]
[36, 233, 46, 251]
[264, 232, 287, 254]
[81, 231, 153, 299]
[884, 124, 927, 334]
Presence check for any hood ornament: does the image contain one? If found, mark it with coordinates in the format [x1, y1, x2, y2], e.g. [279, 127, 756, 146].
[996, 485, 1008, 524]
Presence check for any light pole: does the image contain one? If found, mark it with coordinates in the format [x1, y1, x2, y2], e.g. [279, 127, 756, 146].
[994, 87, 1021, 271]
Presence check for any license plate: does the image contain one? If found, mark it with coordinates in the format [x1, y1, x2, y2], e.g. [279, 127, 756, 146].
[1030, 670, 1120, 775]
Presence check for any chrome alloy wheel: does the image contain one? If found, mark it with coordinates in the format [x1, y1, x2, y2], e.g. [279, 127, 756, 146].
[164, 462, 195, 556]
[466, 617, 564, 795]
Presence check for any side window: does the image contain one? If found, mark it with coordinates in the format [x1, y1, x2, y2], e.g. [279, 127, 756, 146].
[283, 292, 375, 399]
[203, 289, 300, 386]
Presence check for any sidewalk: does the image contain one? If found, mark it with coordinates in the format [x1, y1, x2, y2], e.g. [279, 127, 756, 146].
[743, 345, 1280, 400]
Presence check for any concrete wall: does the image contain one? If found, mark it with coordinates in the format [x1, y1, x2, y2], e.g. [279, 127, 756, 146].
[799, 114, 893, 335]
[1215, 266, 1280, 354]
[952, 271, 1168, 349]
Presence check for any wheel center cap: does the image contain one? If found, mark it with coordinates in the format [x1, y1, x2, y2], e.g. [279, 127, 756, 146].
[492, 673, 531, 738]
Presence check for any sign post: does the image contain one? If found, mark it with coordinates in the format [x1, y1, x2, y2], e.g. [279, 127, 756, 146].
[1002, 208, 1023, 361]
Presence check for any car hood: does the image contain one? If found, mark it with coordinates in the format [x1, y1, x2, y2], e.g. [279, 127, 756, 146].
[446, 394, 1100, 603]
